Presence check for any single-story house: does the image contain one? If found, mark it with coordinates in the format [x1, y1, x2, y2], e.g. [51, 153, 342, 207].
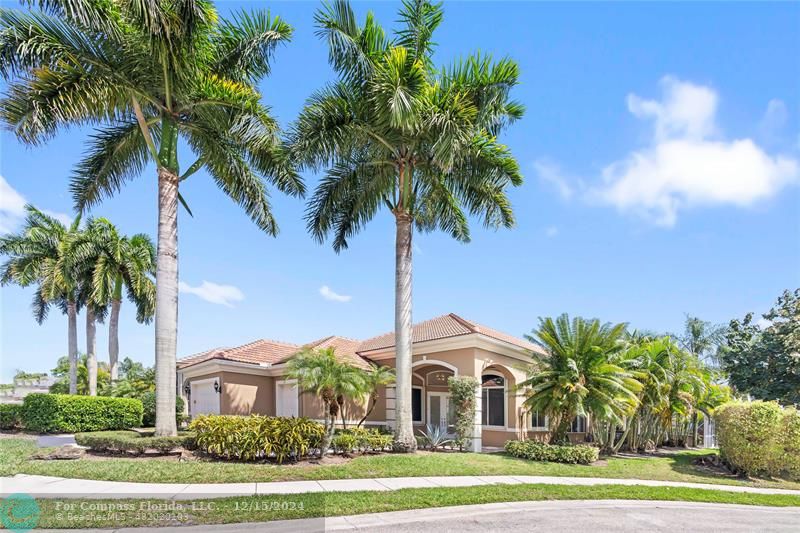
[177, 313, 588, 451]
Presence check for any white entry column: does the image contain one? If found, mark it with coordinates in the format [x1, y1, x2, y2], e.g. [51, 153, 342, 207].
[470, 386, 482, 452]
[385, 385, 396, 429]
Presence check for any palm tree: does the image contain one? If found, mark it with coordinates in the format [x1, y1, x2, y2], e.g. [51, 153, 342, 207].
[0, 206, 84, 394]
[84, 218, 155, 382]
[520, 314, 642, 444]
[357, 364, 396, 428]
[286, 347, 367, 454]
[0, 1, 304, 435]
[291, 0, 523, 451]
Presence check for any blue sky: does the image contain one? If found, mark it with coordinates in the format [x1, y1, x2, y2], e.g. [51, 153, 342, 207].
[1, 1, 798, 381]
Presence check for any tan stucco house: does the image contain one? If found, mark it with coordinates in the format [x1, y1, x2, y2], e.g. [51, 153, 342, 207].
[177, 313, 588, 451]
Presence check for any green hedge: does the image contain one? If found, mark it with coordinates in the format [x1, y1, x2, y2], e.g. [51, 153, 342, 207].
[189, 415, 325, 464]
[331, 427, 393, 454]
[504, 440, 599, 464]
[140, 392, 185, 427]
[717, 401, 800, 480]
[21, 393, 143, 433]
[0, 404, 22, 430]
[75, 430, 193, 454]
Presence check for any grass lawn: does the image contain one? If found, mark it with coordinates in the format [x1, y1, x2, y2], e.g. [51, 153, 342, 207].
[2, 438, 799, 491]
[30, 484, 800, 529]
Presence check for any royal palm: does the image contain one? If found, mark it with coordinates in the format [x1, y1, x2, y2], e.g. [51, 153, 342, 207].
[291, 0, 524, 451]
[84, 218, 156, 382]
[0, 207, 84, 394]
[0, 1, 303, 435]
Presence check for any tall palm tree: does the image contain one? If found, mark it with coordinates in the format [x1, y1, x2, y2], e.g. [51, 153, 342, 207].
[291, 0, 523, 451]
[286, 347, 367, 454]
[0, 206, 84, 393]
[0, 1, 303, 435]
[520, 314, 642, 443]
[84, 218, 155, 382]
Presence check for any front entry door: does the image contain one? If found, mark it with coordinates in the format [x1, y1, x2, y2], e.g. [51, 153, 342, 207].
[427, 392, 456, 432]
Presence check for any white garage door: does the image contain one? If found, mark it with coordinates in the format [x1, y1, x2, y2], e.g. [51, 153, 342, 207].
[191, 379, 220, 417]
[276, 380, 299, 417]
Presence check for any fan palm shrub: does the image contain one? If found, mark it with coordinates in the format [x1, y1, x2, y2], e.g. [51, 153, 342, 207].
[520, 314, 641, 444]
[286, 347, 368, 454]
[291, 0, 524, 451]
[0, 0, 304, 435]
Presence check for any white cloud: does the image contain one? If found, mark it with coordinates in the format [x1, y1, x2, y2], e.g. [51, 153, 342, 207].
[0, 175, 27, 234]
[758, 98, 788, 142]
[319, 285, 352, 303]
[545, 226, 559, 238]
[179, 280, 245, 308]
[534, 159, 574, 200]
[591, 77, 798, 226]
[756, 317, 772, 330]
[0, 175, 71, 234]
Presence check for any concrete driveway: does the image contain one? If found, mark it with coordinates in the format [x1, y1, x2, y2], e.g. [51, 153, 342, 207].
[33, 500, 800, 532]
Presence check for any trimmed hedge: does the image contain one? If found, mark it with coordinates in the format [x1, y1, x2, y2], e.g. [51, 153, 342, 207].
[716, 400, 800, 480]
[0, 404, 22, 430]
[75, 430, 193, 455]
[189, 415, 325, 464]
[331, 427, 393, 454]
[21, 393, 143, 433]
[141, 392, 185, 427]
[504, 440, 599, 464]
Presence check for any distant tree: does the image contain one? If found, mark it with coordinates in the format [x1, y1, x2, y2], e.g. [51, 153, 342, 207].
[109, 358, 156, 398]
[676, 315, 726, 367]
[721, 289, 800, 406]
[13, 370, 47, 381]
[50, 354, 111, 396]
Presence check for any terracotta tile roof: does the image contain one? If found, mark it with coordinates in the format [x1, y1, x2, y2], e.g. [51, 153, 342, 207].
[178, 313, 540, 370]
[177, 339, 300, 369]
[303, 336, 371, 369]
[356, 313, 542, 354]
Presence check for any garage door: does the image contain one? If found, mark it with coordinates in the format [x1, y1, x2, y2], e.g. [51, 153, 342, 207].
[191, 380, 220, 417]
[276, 380, 299, 417]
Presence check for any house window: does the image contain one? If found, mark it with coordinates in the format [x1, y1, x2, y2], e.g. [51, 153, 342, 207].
[571, 414, 587, 433]
[412, 387, 423, 423]
[530, 411, 548, 430]
[481, 373, 505, 427]
[426, 370, 453, 387]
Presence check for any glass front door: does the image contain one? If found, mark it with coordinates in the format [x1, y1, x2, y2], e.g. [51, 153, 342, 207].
[427, 392, 456, 432]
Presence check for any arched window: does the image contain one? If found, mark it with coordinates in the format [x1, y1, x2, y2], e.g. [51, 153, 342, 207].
[570, 414, 587, 433]
[481, 372, 506, 428]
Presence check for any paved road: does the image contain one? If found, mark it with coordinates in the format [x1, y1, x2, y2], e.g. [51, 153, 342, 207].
[34, 500, 800, 532]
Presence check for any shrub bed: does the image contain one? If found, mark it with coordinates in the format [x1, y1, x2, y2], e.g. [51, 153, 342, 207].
[716, 400, 800, 481]
[21, 393, 143, 433]
[504, 440, 599, 464]
[0, 404, 22, 430]
[331, 427, 393, 454]
[75, 430, 193, 455]
[189, 415, 324, 464]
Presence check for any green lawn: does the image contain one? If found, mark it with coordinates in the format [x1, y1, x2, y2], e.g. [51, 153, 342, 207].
[29, 484, 800, 529]
[2, 438, 799, 490]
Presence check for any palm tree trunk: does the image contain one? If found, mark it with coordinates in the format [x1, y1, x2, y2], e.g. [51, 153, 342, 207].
[67, 301, 78, 395]
[109, 274, 123, 382]
[358, 394, 379, 428]
[86, 306, 97, 396]
[154, 167, 179, 437]
[393, 212, 416, 452]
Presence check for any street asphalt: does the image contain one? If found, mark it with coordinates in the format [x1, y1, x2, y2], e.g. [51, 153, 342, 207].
[32, 500, 800, 532]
